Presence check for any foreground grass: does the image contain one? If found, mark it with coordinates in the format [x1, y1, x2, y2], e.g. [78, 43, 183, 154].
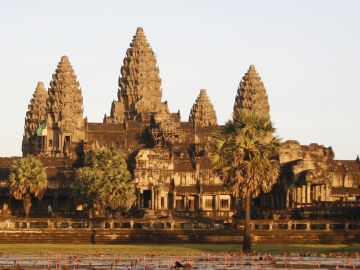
[255, 244, 360, 254]
[0, 244, 359, 255]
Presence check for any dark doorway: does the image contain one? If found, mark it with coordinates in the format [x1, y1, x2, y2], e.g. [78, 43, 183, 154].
[65, 136, 71, 143]
[143, 190, 152, 208]
[168, 193, 173, 210]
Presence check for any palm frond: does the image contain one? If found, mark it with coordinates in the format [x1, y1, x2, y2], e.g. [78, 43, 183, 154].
[210, 109, 281, 199]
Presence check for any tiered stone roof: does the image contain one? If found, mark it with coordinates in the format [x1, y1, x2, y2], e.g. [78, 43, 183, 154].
[23, 82, 48, 138]
[189, 89, 217, 126]
[234, 65, 270, 116]
[116, 27, 164, 121]
[47, 56, 84, 133]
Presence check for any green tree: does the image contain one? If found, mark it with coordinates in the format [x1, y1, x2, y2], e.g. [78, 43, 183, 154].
[74, 150, 134, 215]
[210, 109, 281, 252]
[9, 157, 47, 217]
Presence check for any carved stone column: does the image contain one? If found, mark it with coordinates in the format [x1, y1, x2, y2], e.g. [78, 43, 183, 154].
[173, 191, 176, 210]
[301, 185, 306, 207]
[285, 190, 289, 209]
[166, 194, 169, 209]
[137, 189, 141, 209]
[320, 185, 325, 201]
[296, 187, 301, 208]
[151, 187, 155, 210]
[154, 189, 157, 210]
[306, 183, 311, 208]
[324, 185, 329, 201]
[158, 191, 161, 210]
[198, 194, 202, 211]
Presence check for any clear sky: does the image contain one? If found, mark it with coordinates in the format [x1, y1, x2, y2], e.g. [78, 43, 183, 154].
[0, 0, 359, 159]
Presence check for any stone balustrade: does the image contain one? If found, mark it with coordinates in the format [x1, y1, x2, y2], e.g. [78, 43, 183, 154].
[0, 218, 359, 232]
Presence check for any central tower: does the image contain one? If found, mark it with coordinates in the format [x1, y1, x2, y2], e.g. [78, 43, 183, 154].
[105, 27, 169, 124]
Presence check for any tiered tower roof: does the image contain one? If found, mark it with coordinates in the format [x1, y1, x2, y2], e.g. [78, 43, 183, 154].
[189, 89, 217, 126]
[234, 65, 270, 116]
[23, 82, 48, 138]
[47, 56, 84, 132]
[118, 27, 163, 119]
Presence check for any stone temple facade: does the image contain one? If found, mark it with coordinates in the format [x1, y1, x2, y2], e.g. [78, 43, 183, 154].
[0, 27, 359, 219]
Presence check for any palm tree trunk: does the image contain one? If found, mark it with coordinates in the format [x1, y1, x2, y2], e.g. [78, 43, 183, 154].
[243, 194, 252, 252]
[24, 193, 31, 218]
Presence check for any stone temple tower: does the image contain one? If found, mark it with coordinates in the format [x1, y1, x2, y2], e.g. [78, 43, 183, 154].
[105, 27, 169, 124]
[189, 89, 217, 127]
[22, 82, 48, 156]
[234, 65, 270, 117]
[46, 56, 85, 157]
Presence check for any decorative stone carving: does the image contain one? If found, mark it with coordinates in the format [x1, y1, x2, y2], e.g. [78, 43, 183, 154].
[104, 100, 125, 124]
[279, 140, 349, 206]
[154, 103, 171, 124]
[281, 140, 334, 183]
[22, 82, 48, 155]
[47, 56, 84, 130]
[46, 56, 85, 156]
[106, 27, 169, 124]
[151, 114, 184, 146]
[234, 65, 270, 116]
[189, 89, 217, 127]
[24, 82, 48, 138]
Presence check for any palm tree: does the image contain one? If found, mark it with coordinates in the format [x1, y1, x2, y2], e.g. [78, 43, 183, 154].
[9, 157, 47, 217]
[74, 149, 135, 215]
[210, 109, 281, 252]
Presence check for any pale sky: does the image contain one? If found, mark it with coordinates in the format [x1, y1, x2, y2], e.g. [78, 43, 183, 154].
[0, 0, 359, 159]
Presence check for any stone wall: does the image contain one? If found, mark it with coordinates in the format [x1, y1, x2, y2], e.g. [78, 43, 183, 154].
[0, 218, 359, 244]
[277, 140, 360, 209]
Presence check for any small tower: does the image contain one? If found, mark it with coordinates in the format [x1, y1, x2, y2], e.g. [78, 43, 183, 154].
[22, 82, 48, 156]
[106, 27, 169, 124]
[234, 65, 270, 116]
[46, 55, 85, 157]
[189, 89, 217, 127]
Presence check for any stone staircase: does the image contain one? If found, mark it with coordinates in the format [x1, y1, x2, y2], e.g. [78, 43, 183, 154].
[143, 209, 157, 219]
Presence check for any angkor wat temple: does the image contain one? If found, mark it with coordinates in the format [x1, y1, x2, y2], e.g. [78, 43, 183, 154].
[1, 27, 359, 219]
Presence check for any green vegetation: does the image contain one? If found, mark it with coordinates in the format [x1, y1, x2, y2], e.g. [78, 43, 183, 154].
[0, 244, 358, 255]
[210, 109, 281, 252]
[9, 157, 47, 217]
[74, 150, 134, 214]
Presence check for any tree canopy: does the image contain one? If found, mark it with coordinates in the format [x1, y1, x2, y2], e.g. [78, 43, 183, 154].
[210, 109, 281, 199]
[74, 150, 135, 212]
[9, 157, 47, 217]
